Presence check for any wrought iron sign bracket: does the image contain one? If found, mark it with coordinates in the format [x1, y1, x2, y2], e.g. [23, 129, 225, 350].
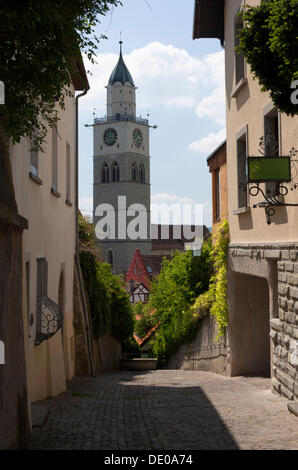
[248, 183, 298, 225]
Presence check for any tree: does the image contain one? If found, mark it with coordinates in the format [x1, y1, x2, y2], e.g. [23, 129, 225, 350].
[0, 0, 122, 149]
[148, 244, 212, 367]
[238, 0, 298, 115]
[79, 212, 95, 248]
[133, 302, 157, 339]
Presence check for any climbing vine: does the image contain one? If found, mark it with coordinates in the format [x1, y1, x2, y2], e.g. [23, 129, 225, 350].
[147, 243, 213, 367]
[191, 219, 229, 336]
[79, 214, 134, 342]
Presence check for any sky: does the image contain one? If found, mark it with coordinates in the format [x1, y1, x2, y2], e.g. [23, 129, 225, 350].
[78, 0, 226, 227]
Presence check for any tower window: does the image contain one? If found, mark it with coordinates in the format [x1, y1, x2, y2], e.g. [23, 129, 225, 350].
[132, 162, 137, 181]
[139, 164, 145, 183]
[102, 163, 109, 183]
[107, 250, 114, 270]
[112, 161, 120, 182]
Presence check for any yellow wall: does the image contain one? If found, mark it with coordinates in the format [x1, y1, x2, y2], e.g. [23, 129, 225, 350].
[225, 0, 298, 244]
[11, 89, 76, 402]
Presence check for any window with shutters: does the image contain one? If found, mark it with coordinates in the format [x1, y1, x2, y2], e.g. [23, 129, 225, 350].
[30, 140, 38, 177]
[66, 142, 71, 204]
[264, 107, 280, 196]
[214, 168, 221, 220]
[237, 130, 248, 208]
[52, 125, 58, 191]
[234, 13, 245, 85]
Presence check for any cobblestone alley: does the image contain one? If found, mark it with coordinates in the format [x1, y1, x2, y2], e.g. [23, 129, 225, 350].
[30, 370, 298, 450]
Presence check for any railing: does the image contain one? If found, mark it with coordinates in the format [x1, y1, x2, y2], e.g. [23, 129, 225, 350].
[94, 114, 149, 125]
[35, 296, 64, 345]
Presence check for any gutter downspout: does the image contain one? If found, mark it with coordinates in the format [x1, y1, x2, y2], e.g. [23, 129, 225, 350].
[75, 88, 95, 377]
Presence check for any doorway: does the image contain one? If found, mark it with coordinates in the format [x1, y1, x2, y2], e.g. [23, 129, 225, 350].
[229, 272, 271, 377]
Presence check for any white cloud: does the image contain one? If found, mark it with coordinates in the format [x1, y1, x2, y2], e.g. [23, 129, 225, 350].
[187, 75, 198, 84]
[151, 193, 195, 205]
[195, 83, 226, 125]
[188, 128, 226, 157]
[79, 197, 93, 216]
[81, 42, 225, 125]
[164, 96, 196, 108]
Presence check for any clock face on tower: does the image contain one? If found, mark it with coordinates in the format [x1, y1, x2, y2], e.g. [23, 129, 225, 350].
[132, 128, 143, 148]
[103, 128, 117, 146]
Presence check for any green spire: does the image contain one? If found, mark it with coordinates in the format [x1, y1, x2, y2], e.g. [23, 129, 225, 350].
[108, 41, 135, 86]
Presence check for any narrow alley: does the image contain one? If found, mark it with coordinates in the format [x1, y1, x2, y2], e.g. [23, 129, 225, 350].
[30, 370, 298, 450]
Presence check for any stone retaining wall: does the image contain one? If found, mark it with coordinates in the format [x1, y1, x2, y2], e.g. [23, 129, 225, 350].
[167, 314, 229, 375]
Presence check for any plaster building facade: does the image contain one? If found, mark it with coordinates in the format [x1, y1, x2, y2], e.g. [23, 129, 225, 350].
[93, 42, 151, 275]
[194, 0, 298, 400]
[10, 59, 89, 403]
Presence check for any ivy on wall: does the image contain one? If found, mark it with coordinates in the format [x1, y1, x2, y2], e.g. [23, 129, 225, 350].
[79, 251, 111, 339]
[79, 214, 134, 343]
[191, 219, 229, 336]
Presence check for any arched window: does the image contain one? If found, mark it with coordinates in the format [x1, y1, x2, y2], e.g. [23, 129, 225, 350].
[112, 161, 120, 182]
[132, 162, 137, 181]
[139, 164, 145, 183]
[102, 163, 109, 183]
[107, 250, 113, 270]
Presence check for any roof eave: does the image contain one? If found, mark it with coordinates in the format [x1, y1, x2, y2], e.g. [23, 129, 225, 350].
[69, 51, 90, 91]
[193, 0, 225, 46]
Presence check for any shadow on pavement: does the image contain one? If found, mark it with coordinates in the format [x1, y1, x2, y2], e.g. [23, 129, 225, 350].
[29, 371, 239, 450]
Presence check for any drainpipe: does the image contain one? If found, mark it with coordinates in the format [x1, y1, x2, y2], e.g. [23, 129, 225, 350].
[75, 88, 95, 377]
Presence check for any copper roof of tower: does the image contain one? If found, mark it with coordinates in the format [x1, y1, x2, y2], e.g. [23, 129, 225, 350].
[108, 41, 135, 86]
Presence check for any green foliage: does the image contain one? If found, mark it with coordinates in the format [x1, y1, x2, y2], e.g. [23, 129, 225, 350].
[0, 0, 122, 149]
[148, 243, 212, 367]
[79, 213, 95, 247]
[79, 251, 134, 342]
[238, 0, 298, 115]
[192, 220, 229, 337]
[96, 262, 134, 342]
[79, 251, 110, 339]
[122, 335, 141, 355]
[133, 302, 156, 339]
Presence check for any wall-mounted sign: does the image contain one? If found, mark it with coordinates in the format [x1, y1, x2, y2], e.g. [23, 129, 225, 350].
[247, 156, 291, 183]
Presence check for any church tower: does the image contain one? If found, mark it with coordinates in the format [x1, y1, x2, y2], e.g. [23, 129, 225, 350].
[93, 42, 152, 275]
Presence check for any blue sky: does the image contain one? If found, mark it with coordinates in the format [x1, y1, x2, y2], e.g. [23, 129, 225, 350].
[78, 0, 226, 227]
